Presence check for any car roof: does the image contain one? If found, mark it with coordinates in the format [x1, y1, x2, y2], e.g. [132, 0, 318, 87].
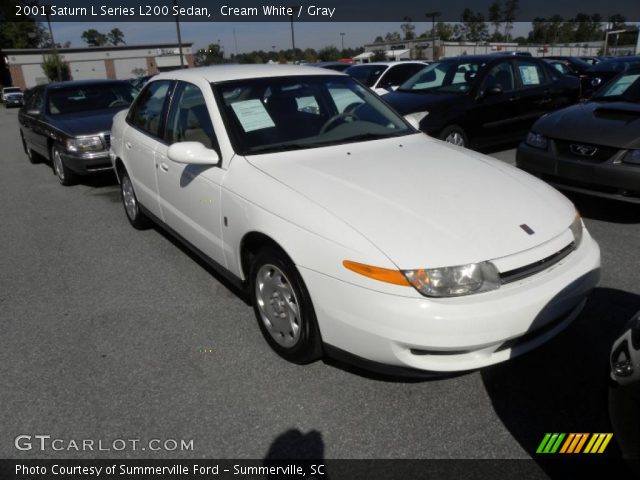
[45, 79, 131, 90]
[349, 61, 427, 67]
[153, 64, 344, 83]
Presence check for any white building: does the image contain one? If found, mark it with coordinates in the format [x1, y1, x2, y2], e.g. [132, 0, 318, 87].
[5, 43, 194, 89]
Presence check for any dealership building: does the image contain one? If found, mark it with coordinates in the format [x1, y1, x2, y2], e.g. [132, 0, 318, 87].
[4, 43, 194, 89]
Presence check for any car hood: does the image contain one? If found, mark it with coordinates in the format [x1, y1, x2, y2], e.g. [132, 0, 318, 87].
[533, 102, 640, 149]
[384, 90, 462, 115]
[246, 133, 574, 269]
[50, 109, 124, 136]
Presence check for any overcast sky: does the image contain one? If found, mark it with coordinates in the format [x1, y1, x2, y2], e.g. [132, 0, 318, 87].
[50, 21, 537, 54]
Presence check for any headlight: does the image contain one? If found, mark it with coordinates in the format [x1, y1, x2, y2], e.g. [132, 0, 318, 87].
[402, 262, 500, 297]
[622, 149, 640, 165]
[66, 136, 104, 153]
[590, 77, 602, 87]
[569, 212, 583, 248]
[404, 111, 429, 128]
[525, 132, 548, 150]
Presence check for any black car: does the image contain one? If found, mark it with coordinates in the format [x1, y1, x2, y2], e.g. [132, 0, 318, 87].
[609, 310, 640, 467]
[384, 55, 580, 149]
[19, 80, 137, 185]
[516, 68, 640, 204]
[581, 56, 640, 98]
[542, 56, 592, 76]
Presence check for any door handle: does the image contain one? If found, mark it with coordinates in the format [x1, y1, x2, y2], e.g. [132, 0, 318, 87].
[508, 96, 520, 102]
[125, 142, 132, 149]
[159, 162, 169, 172]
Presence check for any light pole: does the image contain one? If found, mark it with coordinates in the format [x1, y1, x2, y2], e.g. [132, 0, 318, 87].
[425, 11, 441, 61]
[290, 12, 296, 62]
[173, 0, 185, 68]
[340, 32, 345, 53]
[44, 6, 62, 82]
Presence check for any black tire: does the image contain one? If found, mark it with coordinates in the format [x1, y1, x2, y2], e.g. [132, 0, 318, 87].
[439, 125, 469, 148]
[21, 133, 38, 164]
[119, 169, 151, 230]
[249, 247, 322, 364]
[50, 145, 76, 186]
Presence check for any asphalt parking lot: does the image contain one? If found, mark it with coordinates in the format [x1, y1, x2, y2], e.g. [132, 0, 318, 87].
[1, 104, 639, 470]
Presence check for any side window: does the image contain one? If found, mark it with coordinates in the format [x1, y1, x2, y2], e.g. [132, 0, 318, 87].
[379, 64, 425, 88]
[127, 80, 171, 138]
[165, 82, 218, 150]
[515, 60, 548, 87]
[27, 88, 44, 111]
[482, 62, 516, 92]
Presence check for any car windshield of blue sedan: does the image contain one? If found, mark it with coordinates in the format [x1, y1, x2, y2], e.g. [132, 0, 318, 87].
[594, 72, 640, 102]
[214, 75, 412, 155]
[398, 60, 486, 93]
[344, 64, 387, 87]
[47, 83, 137, 115]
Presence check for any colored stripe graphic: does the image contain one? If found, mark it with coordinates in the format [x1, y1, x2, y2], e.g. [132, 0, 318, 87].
[537, 433, 613, 454]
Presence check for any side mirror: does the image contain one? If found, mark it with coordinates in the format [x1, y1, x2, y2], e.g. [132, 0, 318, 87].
[486, 86, 503, 96]
[168, 142, 219, 165]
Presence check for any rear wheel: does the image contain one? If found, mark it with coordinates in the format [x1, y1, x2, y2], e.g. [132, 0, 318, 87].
[120, 169, 150, 229]
[249, 247, 322, 364]
[439, 125, 468, 148]
[51, 145, 76, 186]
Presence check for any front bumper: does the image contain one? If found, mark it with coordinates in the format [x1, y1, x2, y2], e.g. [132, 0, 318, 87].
[4, 98, 23, 107]
[516, 142, 640, 204]
[61, 150, 113, 175]
[300, 230, 600, 373]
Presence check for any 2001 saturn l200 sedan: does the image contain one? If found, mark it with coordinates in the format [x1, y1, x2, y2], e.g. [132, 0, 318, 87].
[109, 65, 601, 374]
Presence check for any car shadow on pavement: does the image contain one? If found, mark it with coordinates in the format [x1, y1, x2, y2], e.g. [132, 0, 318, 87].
[481, 287, 640, 479]
[563, 192, 640, 224]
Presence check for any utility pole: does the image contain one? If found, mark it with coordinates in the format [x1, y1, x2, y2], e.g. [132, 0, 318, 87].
[425, 11, 441, 61]
[173, 0, 185, 68]
[290, 12, 296, 62]
[340, 32, 345, 53]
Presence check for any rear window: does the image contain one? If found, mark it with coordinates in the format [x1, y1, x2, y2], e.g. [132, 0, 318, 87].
[47, 83, 137, 115]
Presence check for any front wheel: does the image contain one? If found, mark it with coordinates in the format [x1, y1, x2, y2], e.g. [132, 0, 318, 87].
[51, 145, 76, 186]
[120, 169, 150, 229]
[439, 125, 468, 148]
[250, 247, 322, 364]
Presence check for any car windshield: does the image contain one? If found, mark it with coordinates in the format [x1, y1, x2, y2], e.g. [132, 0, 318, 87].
[47, 83, 137, 115]
[592, 71, 640, 102]
[4, 87, 21, 94]
[214, 75, 412, 155]
[344, 65, 388, 87]
[397, 59, 486, 93]
[589, 57, 640, 73]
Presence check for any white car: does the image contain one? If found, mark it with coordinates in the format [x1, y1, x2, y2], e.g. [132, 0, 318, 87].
[345, 61, 428, 95]
[109, 65, 600, 374]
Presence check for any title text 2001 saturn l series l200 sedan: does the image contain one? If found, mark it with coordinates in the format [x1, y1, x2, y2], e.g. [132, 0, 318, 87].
[109, 65, 601, 375]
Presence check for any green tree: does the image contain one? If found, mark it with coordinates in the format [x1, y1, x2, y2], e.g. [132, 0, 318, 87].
[400, 17, 416, 40]
[41, 53, 70, 81]
[196, 44, 224, 65]
[458, 8, 489, 42]
[488, 2, 503, 41]
[502, 0, 519, 41]
[318, 46, 340, 61]
[81, 29, 107, 46]
[373, 36, 384, 43]
[107, 28, 125, 46]
[371, 50, 386, 61]
[384, 32, 401, 42]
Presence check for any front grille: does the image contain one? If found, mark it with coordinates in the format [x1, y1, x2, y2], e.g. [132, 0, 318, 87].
[553, 139, 618, 163]
[499, 242, 575, 284]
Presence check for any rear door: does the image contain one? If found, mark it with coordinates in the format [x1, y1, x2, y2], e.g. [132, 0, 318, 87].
[512, 58, 555, 134]
[123, 80, 173, 218]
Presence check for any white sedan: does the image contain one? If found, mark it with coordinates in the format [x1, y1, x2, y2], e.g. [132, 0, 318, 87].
[109, 65, 600, 374]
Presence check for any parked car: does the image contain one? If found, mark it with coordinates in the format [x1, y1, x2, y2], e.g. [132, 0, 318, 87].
[131, 75, 153, 91]
[345, 61, 428, 96]
[490, 51, 533, 57]
[581, 56, 640, 98]
[110, 65, 600, 374]
[19, 80, 138, 185]
[609, 310, 640, 465]
[2, 87, 23, 107]
[2, 86, 24, 107]
[311, 61, 352, 72]
[384, 55, 580, 149]
[542, 56, 592, 76]
[579, 56, 601, 66]
[516, 68, 640, 204]
[543, 59, 575, 76]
